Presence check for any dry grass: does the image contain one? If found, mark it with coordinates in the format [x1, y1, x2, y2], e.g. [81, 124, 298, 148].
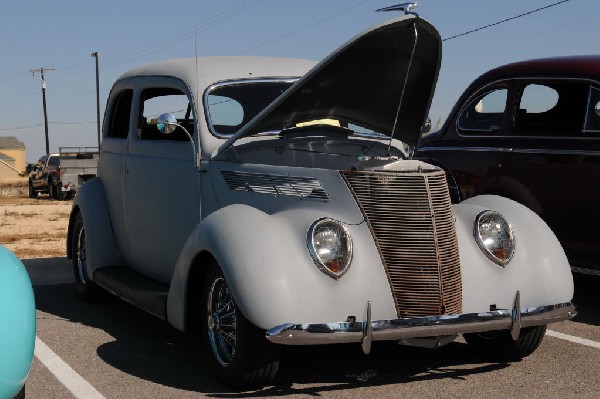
[0, 187, 72, 258]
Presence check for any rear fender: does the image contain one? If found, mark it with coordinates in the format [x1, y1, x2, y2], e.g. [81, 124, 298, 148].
[67, 178, 122, 278]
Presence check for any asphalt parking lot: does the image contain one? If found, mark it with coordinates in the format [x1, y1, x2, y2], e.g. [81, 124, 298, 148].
[25, 258, 600, 399]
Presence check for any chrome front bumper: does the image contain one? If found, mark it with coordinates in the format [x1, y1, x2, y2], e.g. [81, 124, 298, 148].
[265, 292, 575, 354]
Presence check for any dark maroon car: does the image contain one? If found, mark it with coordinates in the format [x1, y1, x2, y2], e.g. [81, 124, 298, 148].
[415, 55, 600, 276]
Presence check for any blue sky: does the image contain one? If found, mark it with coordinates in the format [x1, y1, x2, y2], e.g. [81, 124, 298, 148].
[0, 0, 595, 162]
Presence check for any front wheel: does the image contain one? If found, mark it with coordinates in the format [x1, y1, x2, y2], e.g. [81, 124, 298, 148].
[70, 212, 102, 301]
[202, 262, 280, 389]
[464, 325, 547, 360]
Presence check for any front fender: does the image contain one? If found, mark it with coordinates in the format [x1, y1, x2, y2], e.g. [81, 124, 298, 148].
[455, 194, 573, 312]
[167, 203, 396, 331]
[0, 246, 35, 399]
[68, 178, 122, 277]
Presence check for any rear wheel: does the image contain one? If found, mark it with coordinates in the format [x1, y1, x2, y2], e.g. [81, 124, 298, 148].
[464, 325, 547, 360]
[28, 180, 37, 198]
[50, 183, 58, 200]
[71, 212, 102, 301]
[202, 262, 280, 389]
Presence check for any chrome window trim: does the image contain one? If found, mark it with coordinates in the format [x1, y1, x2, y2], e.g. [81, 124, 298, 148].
[418, 145, 600, 157]
[456, 77, 600, 139]
[583, 86, 600, 133]
[457, 86, 509, 133]
[203, 78, 299, 139]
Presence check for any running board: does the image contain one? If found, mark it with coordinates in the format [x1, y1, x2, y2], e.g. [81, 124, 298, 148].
[571, 266, 600, 277]
[94, 267, 169, 320]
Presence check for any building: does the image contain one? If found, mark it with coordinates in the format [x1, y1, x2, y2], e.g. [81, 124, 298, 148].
[0, 136, 26, 180]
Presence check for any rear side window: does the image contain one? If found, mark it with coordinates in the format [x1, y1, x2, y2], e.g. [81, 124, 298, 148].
[107, 90, 133, 139]
[458, 88, 507, 133]
[515, 82, 588, 135]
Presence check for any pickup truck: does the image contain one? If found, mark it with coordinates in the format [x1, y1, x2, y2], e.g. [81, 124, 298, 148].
[28, 147, 98, 200]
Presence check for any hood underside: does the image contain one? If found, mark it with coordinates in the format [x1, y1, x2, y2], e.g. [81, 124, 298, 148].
[223, 15, 441, 152]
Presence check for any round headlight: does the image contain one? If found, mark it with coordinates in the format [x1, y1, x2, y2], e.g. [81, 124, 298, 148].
[307, 218, 353, 279]
[474, 210, 515, 266]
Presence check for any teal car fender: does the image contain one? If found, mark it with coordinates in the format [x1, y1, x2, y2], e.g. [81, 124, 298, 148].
[0, 246, 35, 399]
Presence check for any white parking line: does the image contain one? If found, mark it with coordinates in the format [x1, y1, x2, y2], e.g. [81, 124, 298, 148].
[547, 329, 600, 349]
[34, 336, 106, 399]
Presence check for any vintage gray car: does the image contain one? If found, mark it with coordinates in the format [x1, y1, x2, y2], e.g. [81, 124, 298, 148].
[67, 14, 575, 388]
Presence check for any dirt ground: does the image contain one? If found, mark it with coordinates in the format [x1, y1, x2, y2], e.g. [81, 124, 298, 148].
[0, 178, 71, 259]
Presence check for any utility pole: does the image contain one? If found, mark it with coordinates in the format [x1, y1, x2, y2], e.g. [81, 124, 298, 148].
[30, 67, 55, 154]
[91, 52, 101, 148]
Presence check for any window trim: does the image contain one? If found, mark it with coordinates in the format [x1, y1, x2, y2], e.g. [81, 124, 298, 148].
[455, 77, 600, 140]
[203, 78, 298, 139]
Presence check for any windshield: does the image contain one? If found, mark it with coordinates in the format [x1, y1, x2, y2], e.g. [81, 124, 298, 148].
[204, 79, 296, 137]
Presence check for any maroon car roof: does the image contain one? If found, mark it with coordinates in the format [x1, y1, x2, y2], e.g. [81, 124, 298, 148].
[476, 55, 600, 82]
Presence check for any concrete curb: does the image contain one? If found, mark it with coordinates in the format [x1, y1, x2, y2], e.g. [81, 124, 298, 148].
[22, 257, 73, 286]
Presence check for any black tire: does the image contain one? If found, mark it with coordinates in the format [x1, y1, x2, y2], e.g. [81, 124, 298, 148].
[14, 386, 25, 399]
[464, 325, 547, 361]
[50, 183, 58, 200]
[71, 212, 102, 301]
[202, 262, 280, 389]
[28, 180, 37, 198]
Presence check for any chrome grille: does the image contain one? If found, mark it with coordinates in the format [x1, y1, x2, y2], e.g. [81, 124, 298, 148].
[341, 168, 462, 318]
[221, 171, 328, 200]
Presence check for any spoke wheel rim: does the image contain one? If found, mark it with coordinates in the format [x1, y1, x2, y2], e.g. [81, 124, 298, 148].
[76, 226, 87, 284]
[207, 276, 237, 367]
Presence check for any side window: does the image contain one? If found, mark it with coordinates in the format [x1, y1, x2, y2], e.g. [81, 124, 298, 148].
[515, 82, 588, 135]
[48, 156, 59, 167]
[584, 86, 600, 133]
[107, 90, 133, 138]
[139, 88, 194, 141]
[458, 88, 507, 133]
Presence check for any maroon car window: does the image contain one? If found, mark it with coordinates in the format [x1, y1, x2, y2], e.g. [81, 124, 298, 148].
[584, 86, 600, 133]
[514, 82, 588, 136]
[458, 88, 507, 133]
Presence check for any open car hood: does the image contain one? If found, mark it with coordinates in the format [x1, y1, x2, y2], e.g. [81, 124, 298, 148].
[217, 15, 441, 156]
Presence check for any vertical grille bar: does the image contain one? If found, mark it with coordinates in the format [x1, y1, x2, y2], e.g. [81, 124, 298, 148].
[341, 169, 462, 318]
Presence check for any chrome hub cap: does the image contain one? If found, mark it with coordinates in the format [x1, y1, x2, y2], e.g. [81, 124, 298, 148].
[207, 276, 237, 367]
[76, 227, 87, 284]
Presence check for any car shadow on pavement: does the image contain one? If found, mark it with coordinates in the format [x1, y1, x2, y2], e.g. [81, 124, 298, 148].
[32, 259, 598, 396]
[571, 273, 600, 327]
[34, 283, 517, 396]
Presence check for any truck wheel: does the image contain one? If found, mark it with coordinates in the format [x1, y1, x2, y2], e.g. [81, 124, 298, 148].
[28, 180, 37, 198]
[51, 184, 56, 199]
[71, 212, 102, 301]
[464, 325, 546, 360]
[202, 262, 280, 389]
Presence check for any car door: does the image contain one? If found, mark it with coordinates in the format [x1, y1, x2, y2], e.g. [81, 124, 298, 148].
[124, 77, 200, 283]
[417, 84, 509, 201]
[98, 78, 135, 256]
[498, 79, 600, 271]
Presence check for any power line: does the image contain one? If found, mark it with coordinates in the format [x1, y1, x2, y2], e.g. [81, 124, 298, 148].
[0, 121, 95, 131]
[235, 0, 373, 55]
[59, 0, 267, 74]
[443, 0, 571, 42]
